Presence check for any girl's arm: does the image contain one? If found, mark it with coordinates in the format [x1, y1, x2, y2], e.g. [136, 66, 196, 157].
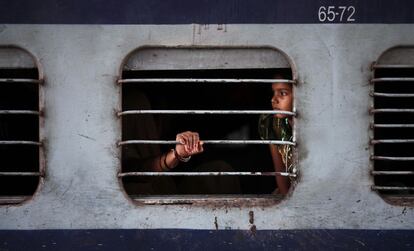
[269, 144, 290, 194]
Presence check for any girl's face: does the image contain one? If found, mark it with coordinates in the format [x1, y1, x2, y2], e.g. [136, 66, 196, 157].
[271, 82, 293, 118]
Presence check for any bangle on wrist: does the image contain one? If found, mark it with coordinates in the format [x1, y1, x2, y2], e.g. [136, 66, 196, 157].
[163, 152, 172, 170]
[172, 148, 191, 162]
[160, 153, 172, 171]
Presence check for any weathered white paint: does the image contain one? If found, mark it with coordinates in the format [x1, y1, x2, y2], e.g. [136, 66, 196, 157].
[0, 24, 413, 230]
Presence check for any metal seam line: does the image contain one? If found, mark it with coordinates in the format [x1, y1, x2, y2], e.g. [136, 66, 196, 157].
[118, 78, 296, 84]
[0, 78, 40, 83]
[118, 140, 295, 146]
[118, 171, 296, 177]
[117, 110, 296, 116]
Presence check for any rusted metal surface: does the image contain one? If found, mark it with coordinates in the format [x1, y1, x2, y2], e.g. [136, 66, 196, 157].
[130, 194, 284, 207]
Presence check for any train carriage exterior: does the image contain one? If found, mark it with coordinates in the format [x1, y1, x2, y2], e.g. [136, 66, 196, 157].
[0, 0, 414, 250]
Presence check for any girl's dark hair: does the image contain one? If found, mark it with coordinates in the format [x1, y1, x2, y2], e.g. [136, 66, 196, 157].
[273, 68, 292, 80]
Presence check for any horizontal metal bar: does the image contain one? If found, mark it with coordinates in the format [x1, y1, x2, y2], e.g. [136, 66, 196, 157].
[119, 171, 296, 177]
[371, 139, 414, 144]
[371, 156, 414, 161]
[131, 194, 284, 205]
[118, 110, 296, 116]
[0, 110, 39, 115]
[371, 109, 414, 113]
[371, 171, 414, 175]
[0, 172, 41, 176]
[0, 78, 40, 83]
[372, 186, 414, 191]
[373, 64, 414, 69]
[371, 78, 414, 82]
[0, 141, 41, 146]
[119, 140, 295, 146]
[118, 78, 296, 84]
[372, 92, 414, 97]
[0, 196, 29, 204]
[373, 124, 414, 128]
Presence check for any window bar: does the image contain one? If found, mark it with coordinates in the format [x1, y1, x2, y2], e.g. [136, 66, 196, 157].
[371, 92, 414, 98]
[371, 156, 414, 161]
[372, 64, 414, 69]
[373, 124, 414, 128]
[0, 141, 41, 146]
[0, 78, 41, 83]
[0, 110, 39, 115]
[371, 139, 414, 144]
[119, 171, 296, 177]
[370, 109, 414, 113]
[371, 171, 414, 175]
[119, 140, 295, 146]
[0, 196, 30, 204]
[371, 186, 414, 191]
[371, 78, 414, 82]
[118, 110, 296, 116]
[0, 172, 42, 176]
[118, 78, 296, 84]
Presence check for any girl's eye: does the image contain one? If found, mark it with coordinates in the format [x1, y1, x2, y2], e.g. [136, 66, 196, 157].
[280, 91, 288, 96]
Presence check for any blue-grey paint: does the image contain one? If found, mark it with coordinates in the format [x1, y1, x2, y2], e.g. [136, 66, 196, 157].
[1, 229, 414, 250]
[1, 0, 414, 24]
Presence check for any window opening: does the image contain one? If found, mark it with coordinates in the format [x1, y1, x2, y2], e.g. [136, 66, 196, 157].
[371, 46, 414, 205]
[118, 47, 297, 204]
[0, 46, 43, 205]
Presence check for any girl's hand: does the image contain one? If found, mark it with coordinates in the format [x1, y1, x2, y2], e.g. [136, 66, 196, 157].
[175, 131, 204, 158]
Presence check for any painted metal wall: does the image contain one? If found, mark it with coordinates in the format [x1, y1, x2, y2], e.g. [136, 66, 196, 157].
[0, 24, 413, 230]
